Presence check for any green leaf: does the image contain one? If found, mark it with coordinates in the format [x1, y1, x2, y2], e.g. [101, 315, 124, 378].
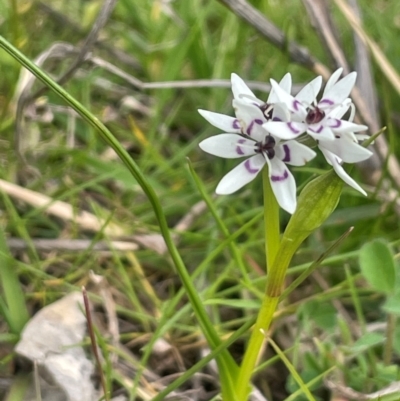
[299, 300, 337, 331]
[266, 171, 343, 294]
[348, 332, 385, 353]
[0, 225, 29, 335]
[359, 239, 396, 294]
[382, 293, 400, 314]
[285, 170, 343, 246]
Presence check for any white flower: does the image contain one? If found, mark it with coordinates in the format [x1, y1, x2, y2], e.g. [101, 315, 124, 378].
[263, 68, 368, 142]
[198, 74, 316, 214]
[316, 98, 373, 195]
[262, 68, 372, 195]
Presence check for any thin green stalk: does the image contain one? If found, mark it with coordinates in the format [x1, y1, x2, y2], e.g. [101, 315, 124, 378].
[235, 169, 281, 400]
[0, 36, 238, 400]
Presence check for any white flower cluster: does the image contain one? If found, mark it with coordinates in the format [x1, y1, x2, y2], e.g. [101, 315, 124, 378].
[199, 69, 372, 214]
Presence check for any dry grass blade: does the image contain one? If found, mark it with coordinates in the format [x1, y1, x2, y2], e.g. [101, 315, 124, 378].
[334, 0, 400, 95]
[302, 0, 349, 72]
[6, 238, 139, 252]
[333, 0, 400, 188]
[0, 178, 125, 237]
[82, 287, 109, 401]
[302, 0, 382, 185]
[348, 0, 381, 131]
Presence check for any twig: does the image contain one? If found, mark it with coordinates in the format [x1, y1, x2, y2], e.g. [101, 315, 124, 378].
[333, 0, 400, 188]
[82, 287, 109, 401]
[301, 0, 383, 185]
[302, 0, 349, 73]
[37, 0, 118, 94]
[37, 1, 141, 70]
[6, 238, 139, 251]
[216, 0, 324, 72]
[0, 178, 125, 236]
[14, 42, 79, 156]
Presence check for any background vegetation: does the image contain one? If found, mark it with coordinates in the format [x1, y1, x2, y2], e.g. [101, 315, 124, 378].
[0, 0, 400, 400]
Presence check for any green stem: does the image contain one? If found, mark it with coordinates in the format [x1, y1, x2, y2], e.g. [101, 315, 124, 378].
[235, 168, 281, 400]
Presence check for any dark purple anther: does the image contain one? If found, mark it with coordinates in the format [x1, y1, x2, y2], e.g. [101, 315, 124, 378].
[306, 107, 325, 124]
[255, 135, 276, 159]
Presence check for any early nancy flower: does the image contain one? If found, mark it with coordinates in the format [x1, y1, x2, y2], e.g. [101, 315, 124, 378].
[263, 68, 368, 142]
[262, 68, 371, 195]
[316, 97, 373, 195]
[198, 75, 316, 214]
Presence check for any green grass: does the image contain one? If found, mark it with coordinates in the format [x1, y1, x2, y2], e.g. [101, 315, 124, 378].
[0, 0, 400, 400]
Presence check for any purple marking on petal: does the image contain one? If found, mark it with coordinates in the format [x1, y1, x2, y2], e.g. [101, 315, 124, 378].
[246, 119, 263, 136]
[236, 139, 246, 155]
[288, 122, 301, 134]
[309, 124, 323, 134]
[328, 118, 341, 128]
[293, 99, 301, 111]
[319, 98, 334, 106]
[244, 159, 259, 174]
[281, 144, 290, 162]
[246, 121, 254, 136]
[271, 169, 289, 182]
[233, 119, 240, 129]
[273, 117, 282, 121]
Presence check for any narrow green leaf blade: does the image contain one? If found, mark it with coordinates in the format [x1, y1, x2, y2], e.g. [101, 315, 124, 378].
[0, 226, 29, 334]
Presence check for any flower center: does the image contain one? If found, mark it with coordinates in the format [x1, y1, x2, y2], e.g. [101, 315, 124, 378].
[255, 135, 276, 159]
[305, 106, 325, 124]
[259, 103, 273, 120]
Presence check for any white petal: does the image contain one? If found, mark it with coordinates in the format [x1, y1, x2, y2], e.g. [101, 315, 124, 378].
[231, 73, 262, 103]
[275, 140, 316, 166]
[320, 148, 367, 195]
[295, 76, 322, 105]
[318, 136, 373, 163]
[328, 119, 368, 134]
[199, 134, 256, 159]
[323, 68, 343, 95]
[216, 154, 266, 194]
[269, 79, 295, 109]
[306, 124, 335, 141]
[268, 73, 292, 103]
[268, 158, 297, 214]
[233, 99, 267, 141]
[320, 72, 357, 109]
[199, 109, 241, 133]
[329, 98, 351, 119]
[271, 103, 291, 122]
[263, 121, 307, 140]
